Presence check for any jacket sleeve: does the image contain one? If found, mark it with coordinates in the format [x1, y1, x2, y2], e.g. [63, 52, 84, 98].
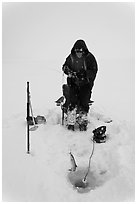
[86, 53, 98, 82]
[62, 55, 72, 75]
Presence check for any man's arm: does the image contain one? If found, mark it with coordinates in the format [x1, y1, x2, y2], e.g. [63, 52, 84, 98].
[86, 54, 98, 82]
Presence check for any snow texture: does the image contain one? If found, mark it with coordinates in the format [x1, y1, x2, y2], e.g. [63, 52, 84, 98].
[2, 102, 135, 201]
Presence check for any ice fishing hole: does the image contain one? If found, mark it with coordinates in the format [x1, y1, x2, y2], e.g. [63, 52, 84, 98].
[67, 168, 107, 193]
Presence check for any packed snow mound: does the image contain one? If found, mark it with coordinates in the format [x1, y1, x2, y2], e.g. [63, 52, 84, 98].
[2, 105, 134, 201]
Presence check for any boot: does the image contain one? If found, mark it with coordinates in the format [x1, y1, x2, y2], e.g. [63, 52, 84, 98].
[68, 125, 75, 131]
[67, 108, 76, 131]
[79, 123, 87, 131]
[78, 111, 88, 131]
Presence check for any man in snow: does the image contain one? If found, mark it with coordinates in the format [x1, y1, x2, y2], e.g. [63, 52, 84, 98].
[62, 39, 98, 130]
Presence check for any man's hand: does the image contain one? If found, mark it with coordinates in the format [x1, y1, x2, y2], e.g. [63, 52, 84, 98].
[68, 71, 77, 78]
[63, 65, 70, 73]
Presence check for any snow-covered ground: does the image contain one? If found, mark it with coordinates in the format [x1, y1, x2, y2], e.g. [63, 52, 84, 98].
[2, 62, 135, 202]
[2, 2, 135, 202]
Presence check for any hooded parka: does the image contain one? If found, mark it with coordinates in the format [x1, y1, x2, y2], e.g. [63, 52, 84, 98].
[63, 39, 98, 88]
[62, 39, 98, 113]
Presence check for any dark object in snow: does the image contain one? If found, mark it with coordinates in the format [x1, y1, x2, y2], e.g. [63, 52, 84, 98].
[35, 115, 46, 124]
[93, 125, 106, 135]
[26, 115, 46, 125]
[28, 89, 39, 132]
[68, 125, 75, 131]
[93, 136, 106, 143]
[55, 96, 64, 106]
[26, 81, 30, 154]
[26, 116, 38, 126]
[29, 125, 38, 131]
[105, 119, 113, 123]
[69, 151, 77, 172]
[55, 94, 94, 108]
[93, 126, 107, 143]
[26, 82, 39, 154]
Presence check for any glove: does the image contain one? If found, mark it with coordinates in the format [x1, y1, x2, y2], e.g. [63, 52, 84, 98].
[63, 65, 76, 78]
[62, 65, 70, 73]
[68, 71, 77, 78]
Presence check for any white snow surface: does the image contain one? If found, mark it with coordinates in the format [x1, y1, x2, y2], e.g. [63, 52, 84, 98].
[2, 64, 135, 202]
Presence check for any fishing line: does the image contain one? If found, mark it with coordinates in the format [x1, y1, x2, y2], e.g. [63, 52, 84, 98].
[83, 139, 95, 182]
[29, 95, 38, 131]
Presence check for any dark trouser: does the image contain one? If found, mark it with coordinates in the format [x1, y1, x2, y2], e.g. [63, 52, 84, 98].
[78, 84, 92, 113]
[63, 82, 93, 113]
[62, 84, 70, 109]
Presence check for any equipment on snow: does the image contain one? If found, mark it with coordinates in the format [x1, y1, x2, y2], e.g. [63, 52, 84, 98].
[55, 96, 64, 106]
[26, 115, 46, 126]
[27, 116, 38, 126]
[29, 97, 39, 131]
[26, 82, 30, 154]
[26, 82, 46, 154]
[26, 81, 38, 154]
[26, 87, 46, 130]
[69, 151, 78, 172]
[35, 115, 46, 124]
[92, 126, 107, 143]
[105, 119, 113, 123]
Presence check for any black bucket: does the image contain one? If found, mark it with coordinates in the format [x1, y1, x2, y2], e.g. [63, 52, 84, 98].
[93, 126, 107, 143]
[93, 134, 107, 143]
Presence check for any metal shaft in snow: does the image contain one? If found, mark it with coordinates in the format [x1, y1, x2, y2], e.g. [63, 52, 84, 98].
[27, 81, 30, 154]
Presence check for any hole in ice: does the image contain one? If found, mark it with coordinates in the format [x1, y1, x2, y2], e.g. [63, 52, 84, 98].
[67, 168, 107, 194]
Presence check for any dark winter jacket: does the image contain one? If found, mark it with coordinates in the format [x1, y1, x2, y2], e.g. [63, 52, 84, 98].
[62, 40, 98, 88]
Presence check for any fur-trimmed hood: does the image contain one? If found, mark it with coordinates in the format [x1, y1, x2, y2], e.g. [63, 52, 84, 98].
[71, 39, 89, 55]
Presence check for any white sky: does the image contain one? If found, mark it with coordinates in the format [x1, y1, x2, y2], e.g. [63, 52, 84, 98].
[3, 2, 134, 62]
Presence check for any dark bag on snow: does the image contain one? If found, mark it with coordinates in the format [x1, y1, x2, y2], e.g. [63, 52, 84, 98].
[93, 126, 107, 143]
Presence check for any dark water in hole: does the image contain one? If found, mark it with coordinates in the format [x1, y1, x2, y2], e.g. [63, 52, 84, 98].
[67, 168, 108, 193]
